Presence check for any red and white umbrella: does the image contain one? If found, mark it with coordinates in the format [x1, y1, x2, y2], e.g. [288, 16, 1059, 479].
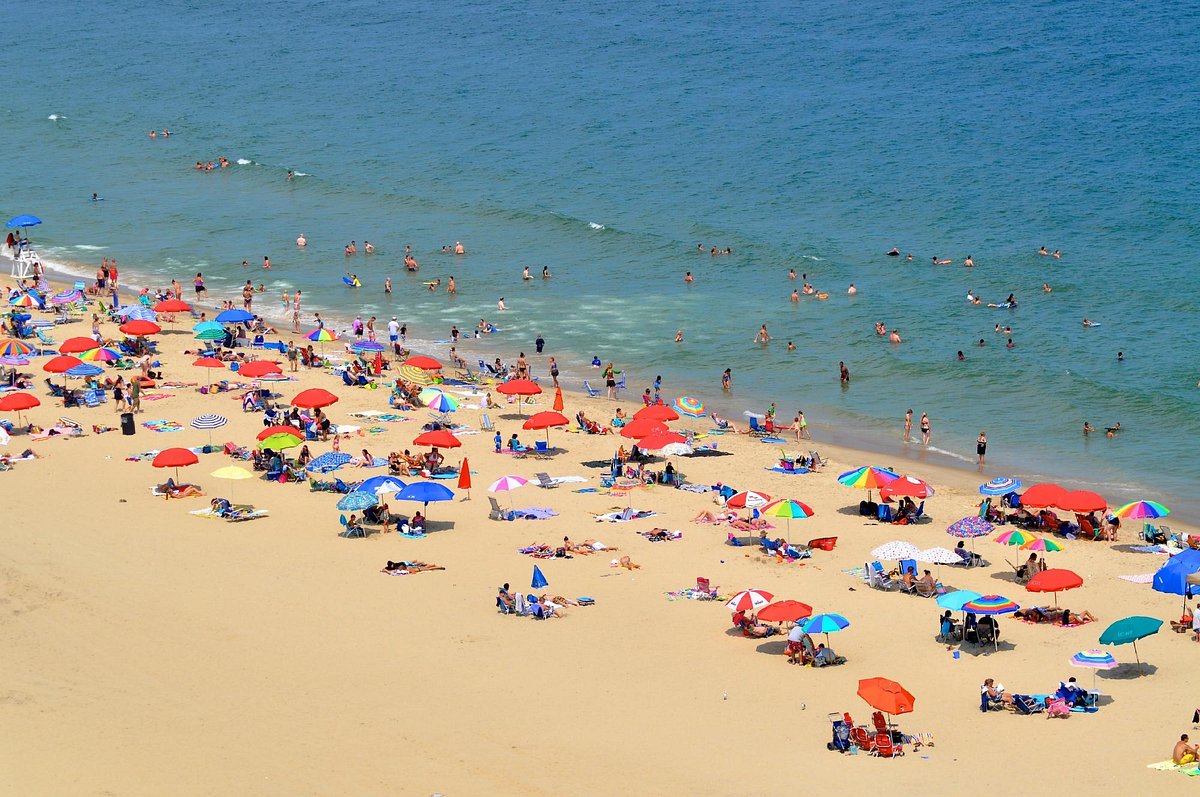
[726, 490, 771, 509]
[726, 589, 775, 613]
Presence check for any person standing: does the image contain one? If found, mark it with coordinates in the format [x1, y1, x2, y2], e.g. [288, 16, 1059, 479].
[920, 413, 931, 446]
[903, 409, 913, 442]
[977, 431, 987, 464]
[840, 361, 850, 384]
[194, 273, 207, 298]
[722, 368, 732, 391]
[535, 334, 545, 354]
[388, 317, 400, 346]
[366, 316, 376, 342]
[604, 363, 617, 400]
[242, 280, 254, 311]
[287, 341, 299, 372]
[128, 378, 141, 413]
[549, 356, 560, 388]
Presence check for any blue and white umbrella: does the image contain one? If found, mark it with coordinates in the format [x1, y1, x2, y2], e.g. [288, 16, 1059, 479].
[307, 451, 353, 472]
[350, 340, 385, 353]
[190, 413, 229, 445]
[117, 305, 157, 322]
[216, 309, 254, 324]
[337, 490, 379, 511]
[979, 477, 1022, 496]
[802, 613, 850, 646]
[66, 363, 104, 377]
[358, 475, 408, 495]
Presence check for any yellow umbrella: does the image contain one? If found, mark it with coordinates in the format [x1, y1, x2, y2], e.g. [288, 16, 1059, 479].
[212, 466, 253, 505]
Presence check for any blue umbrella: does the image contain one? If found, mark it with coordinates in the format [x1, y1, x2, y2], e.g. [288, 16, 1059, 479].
[193, 321, 224, 333]
[216, 309, 254, 324]
[358, 475, 407, 495]
[937, 590, 982, 611]
[1099, 615, 1163, 675]
[1152, 549, 1200, 602]
[979, 477, 1022, 496]
[396, 480, 455, 514]
[5, 214, 42, 228]
[117, 305, 157, 322]
[307, 451, 352, 472]
[337, 490, 379, 511]
[532, 565, 549, 589]
[351, 340, 385, 353]
[66, 363, 104, 377]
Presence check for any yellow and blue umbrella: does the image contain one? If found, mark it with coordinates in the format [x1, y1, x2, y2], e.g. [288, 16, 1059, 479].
[672, 396, 706, 418]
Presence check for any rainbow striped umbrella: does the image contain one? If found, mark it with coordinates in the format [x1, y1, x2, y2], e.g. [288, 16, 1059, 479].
[306, 328, 338, 342]
[78, 347, 120, 362]
[962, 595, 1020, 615]
[995, 529, 1036, 546]
[760, 498, 815, 543]
[1019, 537, 1063, 553]
[419, 388, 458, 413]
[672, 396, 706, 418]
[0, 339, 35, 357]
[1111, 500, 1170, 520]
[8, 293, 37, 307]
[838, 465, 899, 489]
[1070, 649, 1118, 690]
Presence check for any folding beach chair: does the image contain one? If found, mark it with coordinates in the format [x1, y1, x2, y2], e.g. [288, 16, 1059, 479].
[488, 496, 507, 521]
[534, 473, 558, 489]
[583, 380, 601, 398]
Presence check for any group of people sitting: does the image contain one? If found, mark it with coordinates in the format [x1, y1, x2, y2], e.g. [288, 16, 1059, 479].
[731, 613, 845, 666]
[981, 676, 1094, 716]
[496, 583, 583, 618]
[999, 502, 1121, 541]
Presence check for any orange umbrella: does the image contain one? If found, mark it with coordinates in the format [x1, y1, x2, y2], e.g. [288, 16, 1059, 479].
[458, 457, 472, 499]
[553, 385, 564, 413]
[857, 677, 915, 717]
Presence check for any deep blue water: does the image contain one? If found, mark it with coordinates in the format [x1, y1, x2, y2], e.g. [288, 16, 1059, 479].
[4, 0, 1199, 510]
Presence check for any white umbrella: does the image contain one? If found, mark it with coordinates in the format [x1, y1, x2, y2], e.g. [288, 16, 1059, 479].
[870, 540, 921, 561]
[917, 546, 962, 579]
[659, 442, 694, 456]
[488, 475, 529, 508]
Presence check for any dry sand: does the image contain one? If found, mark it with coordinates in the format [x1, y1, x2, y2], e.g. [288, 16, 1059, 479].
[3, 280, 1198, 796]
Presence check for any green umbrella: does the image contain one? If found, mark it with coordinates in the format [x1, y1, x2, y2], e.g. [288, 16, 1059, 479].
[1099, 615, 1163, 676]
[259, 432, 303, 452]
[195, 328, 225, 341]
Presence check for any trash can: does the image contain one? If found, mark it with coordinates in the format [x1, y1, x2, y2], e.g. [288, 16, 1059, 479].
[121, 412, 135, 435]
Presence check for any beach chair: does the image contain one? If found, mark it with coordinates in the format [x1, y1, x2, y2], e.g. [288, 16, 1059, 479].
[534, 440, 549, 453]
[33, 328, 57, 353]
[1010, 694, 1043, 715]
[877, 503, 893, 522]
[481, 413, 493, 431]
[761, 537, 781, 555]
[747, 417, 768, 437]
[251, 334, 265, 349]
[488, 496, 508, 521]
[868, 565, 897, 591]
[338, 514, 367, 538]
[534, 473, 558, 489]
[914, 501, 926, 522]
[695, 577, 716, 598]
[583, 380, 601, 398]
[614, 372, 627, 392]
[871, 731, 903, 758]
[83, 389, 107, 407]
[850, 726, 876, 753]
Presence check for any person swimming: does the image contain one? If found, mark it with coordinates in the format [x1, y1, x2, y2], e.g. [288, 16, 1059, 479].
[887, 247, 900, 256]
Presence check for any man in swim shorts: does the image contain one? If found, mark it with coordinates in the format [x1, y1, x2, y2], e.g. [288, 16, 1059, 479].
[1174, 734, 1197, 765]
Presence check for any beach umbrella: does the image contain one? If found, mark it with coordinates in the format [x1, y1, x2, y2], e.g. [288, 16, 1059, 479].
[553, 386, 564, 413]
[1026, 568, 1084, 607]
[0, 426, 7, 446]
[238, 360, 283, 378]
[726, 490, 771, 510]
[43, 355, 83, 373]
[8, 293, 37, 308]
[259, 432, 303, 452]
[193, 357, 225, 369]
[351, 340, 385, 353]
[837, 465, 899, 502]
[190, 413, 229, 446]
[358, 475, 408, 496]
[419, 388, 459, 413]
[194, 320, 223, 333]
[395, 480, 455, 515]
[633, 404, 679, 422]
[0, 391, 39, 424]
[1070, 649, 1119, 691]
[937, 590, 982, 611]
[59, 337, 100, 354]
[337, 490, 379, 511]
[620, 418, 669, 439]
[760, 498, 815, 543]
[1019, 537, 1063, 553]
[756, 600, 814, 623]
[1151, 549, 1200, 613]
[857, 677, 915, 718]
[154, 299, 191, 313]
[413, 429, 461, 449]
[6, 214, 42, 229]
[396, 364, 436, 386]
[257, 425, 304, 441]
[211, 465, 252, 504]
[523, 410, 569, 445]
[532, 564, 549, 590]
[194, 328, 225, 342]
[879, 475, 934, 501]
[151, 446, 200, 485]
[0, 339, 35, 357]
[78, 347, 120, 362]
[0, 355, 29, 366]
[636, 431, 688, 451]
[962, 595, 1020, 615]
[871, 540, 921, 567]
[50, 289, 83, 305]
[292, 388, 339, 409]
[458, 457, 472, 499]
[488, 475, 529, 508]
[495, 379, 541, 416]
[1020, 483, 1066, 508]
[946, 516, 992, 555]
[673, 396, 706, 418]
[66, 363, 103, 378]
[306, 328, 338, 342]
[119, 319, 161, 337]
[1112, 500, 1170, 521]
[1099, 616, 1162, 675]
[725, 589, 774, 613]
[402, 355, 443, 370]
[117, 306, 158, 322]
[803, 613, 851, 647]
[916, 546, 961, 579]
[1056, 490, 1107, 513]
[995, 529, 1036, 546]
[215, 309, 254, 324]
[306, 451, 352, 470]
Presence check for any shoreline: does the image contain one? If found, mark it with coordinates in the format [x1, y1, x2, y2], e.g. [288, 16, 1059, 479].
[20, 248, 1189, 517]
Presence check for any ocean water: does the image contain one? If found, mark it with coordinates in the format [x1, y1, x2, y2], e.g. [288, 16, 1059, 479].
[4, 0, 1199, 512]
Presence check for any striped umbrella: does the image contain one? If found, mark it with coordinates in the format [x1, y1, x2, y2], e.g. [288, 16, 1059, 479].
[0, 339, 34, 357]
[672, 396, 706, 418]
[50, 288, 83, 304]
[1019, 537, 1063, 553]
[419, 388, 458, 413]
[962, 595, 1020, 615]
[78, 347, 120, 362]
[995, 529, 1036, 546]
[306, 328, 338, 342]
[1070, 649, 1118, 690]
[979, 477, 1022, 496]
[837, 465, 899, 502]
[725, 589, 774, 613]
[9, 293, 37, 307]
[802, 612, 851, 647]
[118, 305, 158, 322]
[488, 475, 529, 508]
[1111, 500, 1170, 520]
[396, 364, 435, 386]
[191, 413, 229, 446]
[726, 490, 771, 509]
[337, 491, 379, 511]
[0, 355, 29, 366]
[66, 363, 104, 377]
[350, 340, 385, 353]
[194, 328, 225, 341]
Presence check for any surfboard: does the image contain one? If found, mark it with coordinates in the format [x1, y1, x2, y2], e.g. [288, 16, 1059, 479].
[1084, 322, 1102, 328]
[342, 277, 360, 287]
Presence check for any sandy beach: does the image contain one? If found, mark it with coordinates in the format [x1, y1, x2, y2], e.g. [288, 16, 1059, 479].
[3, 275, 1199, 796]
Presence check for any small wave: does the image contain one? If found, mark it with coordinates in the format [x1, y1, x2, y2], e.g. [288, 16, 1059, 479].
[925, 445, 974, 464]
[236, 158, 253, 165]
[48, 114, 64, 121]
[588, 222, 605, 230]
[74, 244, 107, 251]
[293, 171, 309, 177]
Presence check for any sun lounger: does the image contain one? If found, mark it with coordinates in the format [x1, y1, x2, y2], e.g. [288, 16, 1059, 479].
[534, 472, 559, 488]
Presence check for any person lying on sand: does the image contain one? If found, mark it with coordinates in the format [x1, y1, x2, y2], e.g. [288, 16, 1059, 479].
[617, 555, 640, 570]
[381, 560, 445, 574]
[693, 509, 737, 523]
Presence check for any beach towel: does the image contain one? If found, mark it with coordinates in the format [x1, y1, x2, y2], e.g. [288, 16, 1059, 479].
[1015, 616, 1094, 629]
[573, 487, 598, 493]
[508, 507, 560, 520]
[679, 483, 711, 493]
[767, 466, 809, 475]
[595, 508, 656, 523]
[1119, 574, 1155, 583]
[30, 427, 83, 441]
[640, 530, 683, 541]
[189, 507, 269, 521]
[141, 393, 175, 401]
[1129, 545, 1172, 555]
[665, 587, 729, 602]
[397, 530, 427, 539]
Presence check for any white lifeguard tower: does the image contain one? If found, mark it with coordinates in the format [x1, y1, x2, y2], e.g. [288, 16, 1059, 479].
[10, 248, 39, 280]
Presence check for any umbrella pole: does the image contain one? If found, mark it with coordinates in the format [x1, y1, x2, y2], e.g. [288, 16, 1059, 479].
[1134, 640, 1142, 676]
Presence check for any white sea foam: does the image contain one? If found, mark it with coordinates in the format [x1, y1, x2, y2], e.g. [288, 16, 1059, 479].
[588, 222, 605, 230]
[293, 172, 309, 177]
[48, 114, 64, 121]
[74, 245, 107, 251]
[236, 159, 252, 165]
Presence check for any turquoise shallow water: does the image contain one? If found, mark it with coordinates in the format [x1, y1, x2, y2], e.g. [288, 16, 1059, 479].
[4, 0, 1199, 511]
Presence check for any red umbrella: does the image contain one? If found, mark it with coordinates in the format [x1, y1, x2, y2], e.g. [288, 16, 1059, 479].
[523, 410, 569, 444]
[59, 336, 100, 354]
[153, 299, 191, 313]
[553, 386, 564, 413]
[879, 475, 934, 501]
[1055, 490, 1107, 513]
[119, 320, 162, 336]
[633, 404, 680, 422]
[402, 355, 443, 370]
[857, 677, 915, 716]
[413, 429, 462, 448]
[193, 357, 226, 369]
[151, 446, 200, 487]
[637, 431, 688, 451]
[1020, 483, 1066, 508]
[725, 588, 775, 613]
[0, 392, 40, 411]
[43, 355, 84, 373]
[1026, 568, 1084, 604]
[458, 456, 472, 498]
[727, 490, 772, 509]
[238, 360, 283, 378]
[292, 388, 339, 409]
[620, 418, 669, 439]
[257, 425, 305, 441]
[756, 600, 814, 623]
[496, 379, 541, 396]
